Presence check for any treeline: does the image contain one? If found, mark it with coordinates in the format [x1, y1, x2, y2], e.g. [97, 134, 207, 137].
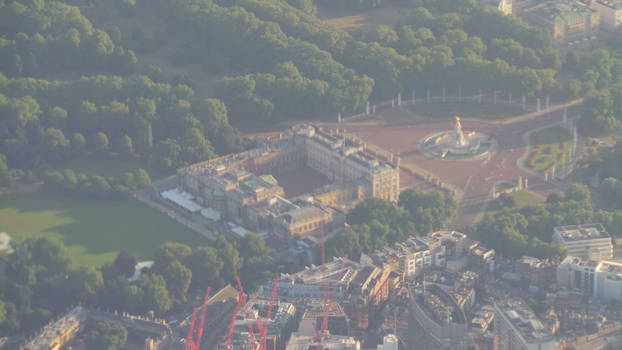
[591, 142, 622, 212]
[0, 74, 244, 175]
[43, 168, 151, 200]
[144, 0, 560, 125]
[0, 0, 137, 77]
[575, 50, 622, 133]
[326, 188, 456, 261]
[0, 0, 247, 194]
[0, 233, 271, 336]
[477, 184, 622, 262]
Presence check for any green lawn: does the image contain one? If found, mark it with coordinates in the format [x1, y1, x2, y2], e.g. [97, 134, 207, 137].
[526, 125, 574, 173]
[407, 102, 524, 120]
[496, 182, 515, 192]
[0, 192, 207, 267]
[487, 190, 544, 214]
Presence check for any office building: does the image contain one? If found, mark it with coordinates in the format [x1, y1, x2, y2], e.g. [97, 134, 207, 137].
[552, 223, 613, 260]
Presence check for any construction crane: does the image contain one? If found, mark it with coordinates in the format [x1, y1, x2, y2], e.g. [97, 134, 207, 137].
[312, 222, 329, 348]
[319, 257, 348, 341]
[186, 307, 199, 350]
[235, 276, 259, 349]
[195, 287, 211, 350]
[185, 287, 211, 350]
[257, 276, 280, 350]
[225, 289, 243, 349]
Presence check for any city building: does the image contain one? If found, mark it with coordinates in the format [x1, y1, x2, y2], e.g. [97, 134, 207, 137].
[22, 306, 88, 350]
[471, 306, 495, 334]
[220, 299, 297, 350]
[552, 223, 613, 260]
[494, 299, 557, 350]
[590, 0, 622, 31]
[519, 256, 556, 290]
[21, 306, 173, 350]
[521, 0, 600, 43]
[408, 284, 468, 350]
[275, 257, 360, 300]
[285, 333, 360, 350]
[477, 0, 513, 14]
[376, 334, 398, 350]
[176, 125, 399, 239]
[298, 301, 349, 337]
[594, 260, 622, 300]
[556, 255, 599, 296]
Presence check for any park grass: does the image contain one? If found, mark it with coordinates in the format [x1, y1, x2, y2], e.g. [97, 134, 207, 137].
[407, 102, 524, 120]
[495, 182, 515, 192]
[0, 192, 207, 267]
[525, 125, 574, 174]
[486, 190, 544, 214]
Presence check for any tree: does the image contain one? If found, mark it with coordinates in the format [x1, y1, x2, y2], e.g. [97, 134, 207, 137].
[0, 299, 6, 325]
[153, 242, 192, 272]
[187, 246, 224, 288]
[215, 236, 242, 283]
[113, 250, 136, 278]
[238, 233, 272, 291]
[93, 132, 109, 155]
[47, 106, 68, 128]
[162, 260, 192, 305]
[41, 128, 69, 163]
[399, 188, 457, 234]
[153, 138, 180, 169]
[85, 322, 127, 350]
[118, 135, 134, 159]
[71, 133, 86, 155]
[65, 267, 104, 306]
[565, 184, 591, 203]
[134, 168, 151, 188]
[180, 128, 216, 164]
[139, 274, 171, 315]
[0, 154, 14, 187]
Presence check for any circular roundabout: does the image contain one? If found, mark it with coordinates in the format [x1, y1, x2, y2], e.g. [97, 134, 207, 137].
[420, 116, 496, 160]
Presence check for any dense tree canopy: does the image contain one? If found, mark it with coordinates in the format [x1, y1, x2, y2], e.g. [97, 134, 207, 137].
[327, 189, 455, 261]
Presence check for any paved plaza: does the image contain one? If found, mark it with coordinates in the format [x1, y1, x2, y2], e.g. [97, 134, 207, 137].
[321, 102, 582, 229]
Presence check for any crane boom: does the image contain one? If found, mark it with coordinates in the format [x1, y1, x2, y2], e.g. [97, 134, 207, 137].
[226, 294, 243, 349]
[259, 276, 280, 350]
[235, 276, 258, 349]
[195, 286, 212, 350]
[186, 307, 199, 350]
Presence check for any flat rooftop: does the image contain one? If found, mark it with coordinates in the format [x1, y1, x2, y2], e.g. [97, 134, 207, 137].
[555, 223, 610, 241]
[524, 0, 595, 21]
[496, 299, 555, 344]
[595, 0, 622, 10]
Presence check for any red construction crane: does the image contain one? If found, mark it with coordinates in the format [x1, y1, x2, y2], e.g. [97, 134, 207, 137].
[258, 276, 280, 350]
[186, 307, 199, 350]
[195, 287, 212, 350]
[312, 222, 329, 348]
[235, 276, 259, 349]
[320, 257, 349, 340]
[225, 291, 243, 349]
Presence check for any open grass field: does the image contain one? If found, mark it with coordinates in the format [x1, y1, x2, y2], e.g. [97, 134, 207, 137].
[319, 6, 404, 29]
[407, 102, 525, 120]
[525, 125, 574, 173]
[0, 192, 207, 267]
